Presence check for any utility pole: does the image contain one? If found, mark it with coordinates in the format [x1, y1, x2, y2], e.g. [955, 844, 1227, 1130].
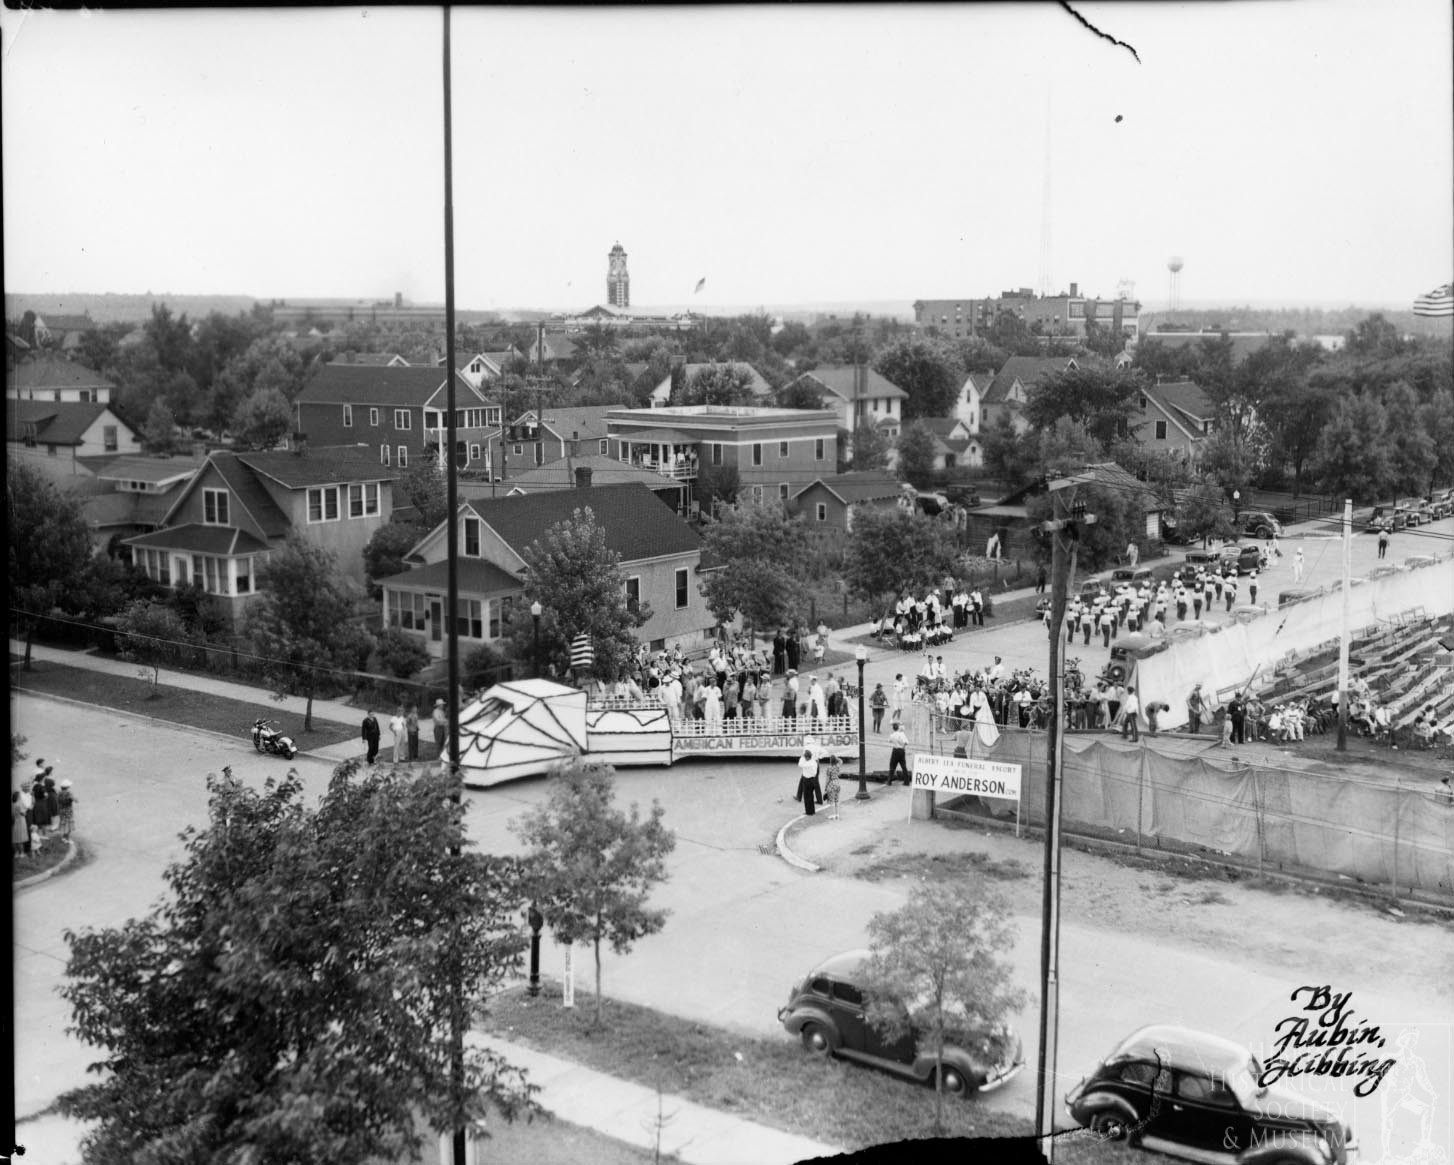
[1035, 480, 1090, 1162]
[1336, 497, 1352, 750]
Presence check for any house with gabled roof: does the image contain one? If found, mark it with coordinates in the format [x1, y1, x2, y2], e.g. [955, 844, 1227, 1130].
[7, 399, 140, 478]
[293, 363, 501, 474]
[954, 371, 994, 435]
[7, 355, 115, 404]
[61, 453, 204, 552]
[786, 366, 908, 445]
[328, 352, 410, 368]
[33, 313, 97, 352]
[123, 445, 400, 623]
[483, 455, 689, 515]
[912, 416, 980, 470]
[1132, 379, 1216, 464]
[787, 472, 907, 530]
[383, 480, 711, 658]
[981, 354, 1090, 435]
[526, 332, 579, 365]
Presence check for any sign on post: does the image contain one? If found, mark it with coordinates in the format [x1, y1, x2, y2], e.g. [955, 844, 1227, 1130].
[562, 944, 575, 1009]
[911, 754, 1022, 800]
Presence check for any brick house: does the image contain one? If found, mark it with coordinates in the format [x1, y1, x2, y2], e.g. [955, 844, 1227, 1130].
[603, 404, 841, 513]
[383, 481, 711, 659]
[293, 363, 501, 473]
[124, 445, 399, 623]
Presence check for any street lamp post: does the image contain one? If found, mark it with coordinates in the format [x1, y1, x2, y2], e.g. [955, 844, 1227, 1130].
[527, 904, 544, 997]
[1232, 489, 1241, 525]
[531, 600, 543, 678]
[854, 645, 870, 800]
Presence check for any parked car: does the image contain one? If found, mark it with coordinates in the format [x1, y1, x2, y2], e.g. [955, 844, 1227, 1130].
[1366, 506, 1404, 532]
[1079, 576, 1109, 599]
[1110, 566, 1154, 587]
[1430, 491, 1453, 519]
[1066, 1025, 1355, 1164]
[1182, 549, 1219, 569]
[1230, 544, 1267, 575]
[1239, 510, 1282, 539]
[777, 950, 1024, 1096]
[1395, 503, 1427, 527]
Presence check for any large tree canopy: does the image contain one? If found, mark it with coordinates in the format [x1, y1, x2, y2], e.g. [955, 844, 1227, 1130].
[1022, 366, 1145, 447]
[697, 503, 807, 640]
[7, 461, 95, 668]
[844, 505, 958, 614]
[873, 337, 961, 421]
[59, 763, 535, 1163]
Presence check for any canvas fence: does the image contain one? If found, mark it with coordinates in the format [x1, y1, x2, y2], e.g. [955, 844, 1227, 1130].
[1133, 555, 1454, 730]
[948, 728, 1454, 900]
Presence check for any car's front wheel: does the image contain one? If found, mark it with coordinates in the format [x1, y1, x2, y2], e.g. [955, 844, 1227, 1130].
[800, 1022, 834, 1056]
[936, 1067, 969, 1097]
[1255, 525, 1271, 539]
[1089, 1111, 1130, 1141]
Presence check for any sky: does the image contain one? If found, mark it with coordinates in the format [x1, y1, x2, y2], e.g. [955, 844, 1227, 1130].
[3, 2, 1451, 314]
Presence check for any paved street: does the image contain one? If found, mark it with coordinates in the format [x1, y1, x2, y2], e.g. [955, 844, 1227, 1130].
[13, 681, 1452, 1161]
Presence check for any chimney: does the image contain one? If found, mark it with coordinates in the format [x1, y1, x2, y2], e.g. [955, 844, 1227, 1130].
[394, 291, 403, 309]
[1069, 282, 1079, 298]
[574, 466, 593, 489]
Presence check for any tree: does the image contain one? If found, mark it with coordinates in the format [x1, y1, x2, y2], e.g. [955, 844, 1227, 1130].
[694, 462, 740, 515]
[873, 336, 961, 421]
[232, 385, 294, 450]
[579, 322, 620, 358]
[399, 457, 449, 529]
[116, 600, 192, 694]
[1171, 475, 1237, 547]
[512, 760, 675, 1028]
[844, 506, 958, 616]
[679, 363, 757, 407]
[949, 335, 1007, 375]
[896, 422, 938, 488]
[1022, 366, 1144, 447]
[159, 369, 204, 425]
[211, 335, 308, 433]
[1258, 378, 1333, 497]
[851, 422, 892, 472]
[59, 763, 535, 1162]
[1344, 312, 1407, 359]
[143, 302, 195, 373]
[75, 321, 134, 377]
[981, 414, 1034, 487]
[1033, 416, 1106, 477]
[246, 537, 373, 730]
[1311, 395, 1391, 503]
[7, 462, 95, 668]
[363, 519, 424, 598]
[508, 507, 647, 683]
[775, 377, 826, 411]
[1417, 389, 1454, 494]
[1383, 382, 1436, 497]
[857, 879, 1027, 1135]
[697, 504, 807, 641]
[141, 399, 184, 454]
[1025, 480, 1138, 573]
[771, 320, 812, 358]
[987, 310, 1040, 356]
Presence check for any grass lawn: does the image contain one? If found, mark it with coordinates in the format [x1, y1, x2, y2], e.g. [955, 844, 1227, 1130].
[9, 659, 359, 752]
[12, 836, 81, 884]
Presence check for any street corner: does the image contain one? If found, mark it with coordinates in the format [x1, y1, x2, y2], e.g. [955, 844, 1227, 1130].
[777, 783, 909, 869]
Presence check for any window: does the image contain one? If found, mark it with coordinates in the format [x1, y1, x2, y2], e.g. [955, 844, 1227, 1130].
[814, 438, 825, 461]
[624, 576, 641, 613]
[348, 483, 364, 517]
[343, 404, 353, 428]
[1119, 1063, 1159, 1087]
[397, 446, 408, 468]
[779, 440, 789, 458]
[202, 488, 229, 525]
[236, 557, 252, 594]
[675, 567, 689, 609]
[464, 517, 481, 557]
[424, 409, 442, 430]
[387, 590, 428, 631]
[487, 598, 503, 639]
[831, 982, 864, 1007]
[712, 443, 723, 466]
[469, 443, 481, 462]
[455, 598, 484, 639]
[779, 483, 789, 500]
[1155, 420, 1168, 440]
[47, 445, 57, 456]
[599, 439, 609, 455]
[485, 407, 501, 426]
[752, 485, 764, 504]
[816, 503, 828, 522]
[307, 486, 340, 523]
[394, 409, 412, 430]
[752, 443, 763, 466]
[103, 425, 119, 452]
[512, 443, 523, 456]
[364, 482, 379, 515]
[370, 407, 380, 427]
[381, 444, 391, 466]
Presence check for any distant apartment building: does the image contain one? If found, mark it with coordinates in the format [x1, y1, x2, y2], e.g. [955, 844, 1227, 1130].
[914, 283, 1141, 340]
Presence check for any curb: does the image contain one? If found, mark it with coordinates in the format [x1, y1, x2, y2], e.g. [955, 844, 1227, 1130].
[13, 836, 79, 891]
[774, 814, 820, 872]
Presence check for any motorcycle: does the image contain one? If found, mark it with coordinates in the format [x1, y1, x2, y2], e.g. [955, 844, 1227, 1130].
[251, 717, 298, 760]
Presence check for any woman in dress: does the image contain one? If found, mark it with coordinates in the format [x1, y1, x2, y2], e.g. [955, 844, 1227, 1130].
[822, 752, 842, 820]
[57, 780, 76, 841]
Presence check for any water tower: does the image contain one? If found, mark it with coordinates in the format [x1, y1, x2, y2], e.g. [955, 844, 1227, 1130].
[1167, 257, 1184, 311]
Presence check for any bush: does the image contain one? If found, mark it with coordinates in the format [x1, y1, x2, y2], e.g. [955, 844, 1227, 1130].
[375, 627, 430, 680]
[463, 643, 512, 693]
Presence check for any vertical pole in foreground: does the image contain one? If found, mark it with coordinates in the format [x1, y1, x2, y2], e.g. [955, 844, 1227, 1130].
[1035, 488, 1069, 1160]
[1336, 498, 1351, 751]
[441, 11, 466, 1165]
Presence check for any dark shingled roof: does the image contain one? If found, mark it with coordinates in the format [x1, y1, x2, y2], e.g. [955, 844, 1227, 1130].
[125, 523, 272, 555]
[203, 452, 291, 538]
[294, 363, 479, 406]
[465, 481, 700, 562]
[983, 355, 1084, 404]
[790, 473, 905, 505]
[237, 446, 401, 489]
[383, 557, 522, 595]
[792, 366, 907, 402]
[6, 399, 125, 445]
[6, 355, 114, 390]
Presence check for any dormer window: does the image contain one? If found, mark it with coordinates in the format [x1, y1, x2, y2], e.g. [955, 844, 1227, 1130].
[203, 488, 230, 525]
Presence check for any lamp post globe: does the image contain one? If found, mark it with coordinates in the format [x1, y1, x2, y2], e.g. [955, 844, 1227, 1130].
[531, 601, 543, 678]
[854, 645, 871, 800]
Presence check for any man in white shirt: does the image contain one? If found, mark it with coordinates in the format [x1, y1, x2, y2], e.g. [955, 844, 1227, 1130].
[1120, 687, 1141, 742]
[887, 723, 911, 784]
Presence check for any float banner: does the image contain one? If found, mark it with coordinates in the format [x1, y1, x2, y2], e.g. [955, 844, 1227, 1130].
[911, 754, 1022, 800]
[672, 731, 858, 755]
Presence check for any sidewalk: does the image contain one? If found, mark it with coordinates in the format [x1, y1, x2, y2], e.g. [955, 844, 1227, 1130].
[472, 1035, 842, 1165]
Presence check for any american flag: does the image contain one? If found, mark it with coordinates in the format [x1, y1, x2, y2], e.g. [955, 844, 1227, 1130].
[694, 277, 706, 294]
[1413, 282, 1453, 316]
